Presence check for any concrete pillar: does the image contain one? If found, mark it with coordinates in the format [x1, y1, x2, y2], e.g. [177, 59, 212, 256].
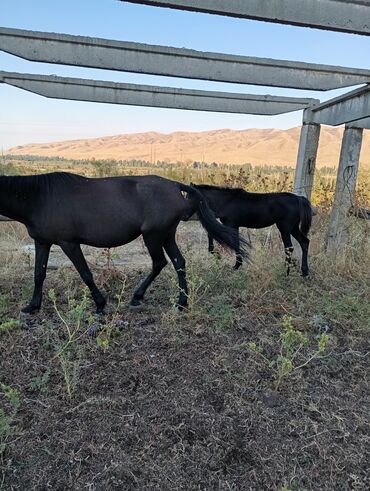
[326, 125, 363, 253]
[294, 118, 321, 199]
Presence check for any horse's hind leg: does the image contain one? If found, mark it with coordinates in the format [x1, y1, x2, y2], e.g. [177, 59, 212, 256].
[130, 233, 168, 307]
[208, 234, 215, 253]
[22, 240, 51, 314]
[222, 221, 242, 270]
[277, 227, 294, 275]
[164, 232, 188, 309]
[59, 242, 106, 313]
[291, 225, 310, 277]
[232, 227, 243, 270]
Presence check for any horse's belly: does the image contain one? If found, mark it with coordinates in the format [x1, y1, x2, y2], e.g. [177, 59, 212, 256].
[78, 223, 141, 248]
[29, 215, 141, 249]
[248, 220, 275, 229]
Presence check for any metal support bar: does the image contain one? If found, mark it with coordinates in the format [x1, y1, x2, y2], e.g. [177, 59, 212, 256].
[1, 27, 370, 90]
[0, 71, 318, 115]
[121, 1, 370, 36]
[294, 116, 321, 199]
[326, 126, 364, 252]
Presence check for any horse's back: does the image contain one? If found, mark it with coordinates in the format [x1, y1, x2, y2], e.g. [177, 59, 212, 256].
[28, 173, 186, 246]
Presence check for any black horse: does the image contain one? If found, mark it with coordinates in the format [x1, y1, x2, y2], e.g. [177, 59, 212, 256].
[0, 173, 249, 314]
[193, 184, 312, 276]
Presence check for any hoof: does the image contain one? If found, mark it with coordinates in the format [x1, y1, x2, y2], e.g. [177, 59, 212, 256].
[171, 305, 182, 314]
[21, 305, 39, 315]
[172, 302, 187, 312]
[129, 300, 142, 310]
[129, 305, 142, 311]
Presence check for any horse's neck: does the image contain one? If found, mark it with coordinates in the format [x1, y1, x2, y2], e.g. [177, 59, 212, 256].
[205, 189, 233, 211]
[0, 175, 40, 223]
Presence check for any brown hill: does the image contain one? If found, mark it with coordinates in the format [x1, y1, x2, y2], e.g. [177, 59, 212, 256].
[7, 127, 370, 168]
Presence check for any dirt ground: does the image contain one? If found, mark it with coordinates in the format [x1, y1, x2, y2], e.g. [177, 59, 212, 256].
[0, 220, 369, 490]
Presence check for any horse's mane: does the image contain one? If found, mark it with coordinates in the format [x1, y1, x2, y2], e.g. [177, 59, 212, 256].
[195, 183, 293, 199]
[0, 172, 86, 195]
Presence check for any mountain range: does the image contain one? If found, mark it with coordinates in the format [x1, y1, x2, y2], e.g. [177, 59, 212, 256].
[7, 126, 370, 168]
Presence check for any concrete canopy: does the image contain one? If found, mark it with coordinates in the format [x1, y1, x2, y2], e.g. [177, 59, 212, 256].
[304, 85, 370, 125]
[1, 27, 370, 91]
[348, 117, 370, 129]
[0, 71, 318, 115]
[121, 0, 370, 36]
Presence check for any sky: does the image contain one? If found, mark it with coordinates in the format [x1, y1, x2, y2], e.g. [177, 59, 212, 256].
[1, 0, 370, 150]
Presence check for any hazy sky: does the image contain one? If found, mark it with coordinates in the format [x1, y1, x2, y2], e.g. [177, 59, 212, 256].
[1, 0, 369, 150]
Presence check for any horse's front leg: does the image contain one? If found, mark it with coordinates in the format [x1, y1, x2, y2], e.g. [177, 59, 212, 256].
[130, 233, 168, 307]
[60, 242, 106, 313]
[22, 240, 51, 314]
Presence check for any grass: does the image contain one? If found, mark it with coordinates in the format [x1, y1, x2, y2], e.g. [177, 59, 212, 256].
[0, 214, 369, 489]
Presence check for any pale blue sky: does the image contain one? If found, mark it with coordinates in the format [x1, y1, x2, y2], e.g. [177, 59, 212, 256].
[1, 0, 369, 150]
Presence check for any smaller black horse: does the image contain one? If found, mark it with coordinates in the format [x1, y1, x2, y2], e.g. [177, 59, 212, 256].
[193, 184, 313, 276]
[0, 173, 250, 314]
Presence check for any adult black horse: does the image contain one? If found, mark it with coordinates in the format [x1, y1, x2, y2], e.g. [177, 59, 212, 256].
[0, 173, 249, 314]
[193, 184, 312, 276]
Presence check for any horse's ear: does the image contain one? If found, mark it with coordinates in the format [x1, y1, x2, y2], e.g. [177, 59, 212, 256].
[190, 181, 195, 186]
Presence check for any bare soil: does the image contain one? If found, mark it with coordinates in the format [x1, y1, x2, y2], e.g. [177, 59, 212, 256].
[0, 221, 369, 490]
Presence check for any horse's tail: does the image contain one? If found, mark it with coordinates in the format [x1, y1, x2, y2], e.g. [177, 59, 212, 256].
[179, 183, 250, 259]
[298, 196, 313, 237]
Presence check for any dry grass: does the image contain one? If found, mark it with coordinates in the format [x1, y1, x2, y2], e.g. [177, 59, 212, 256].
[0, 218, 369, 490]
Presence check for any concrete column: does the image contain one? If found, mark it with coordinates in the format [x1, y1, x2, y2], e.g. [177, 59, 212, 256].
[326, 125, 363, 253]
[293, 119, 321, 199]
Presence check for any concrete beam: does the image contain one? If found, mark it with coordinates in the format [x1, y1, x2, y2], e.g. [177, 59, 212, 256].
[0, 71, 318, 115]
[121, 1, 370, 35]
[304, 85, 370, 125]
[1, 27, 370, 91]
[347, 117, 370, 129]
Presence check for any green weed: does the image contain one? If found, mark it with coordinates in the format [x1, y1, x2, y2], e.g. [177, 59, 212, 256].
[248, 315, 329, 390]
[319, 292, 370, 331]
[48, 288, 93, 398]
[30, 369, 51, 393]
[0, 383, 21, 455]
[0, 319, 20, 336]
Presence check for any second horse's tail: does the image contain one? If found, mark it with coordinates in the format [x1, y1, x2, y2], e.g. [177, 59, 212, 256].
[298, 196, 313, 237]
[179, 183, 250, 259]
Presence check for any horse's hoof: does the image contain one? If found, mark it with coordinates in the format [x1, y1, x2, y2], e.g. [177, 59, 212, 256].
[129, 301, 142, 310]
[172, 302, 187, 312]
[171, 305, 184, 314]
[21, 305, 39, 315]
